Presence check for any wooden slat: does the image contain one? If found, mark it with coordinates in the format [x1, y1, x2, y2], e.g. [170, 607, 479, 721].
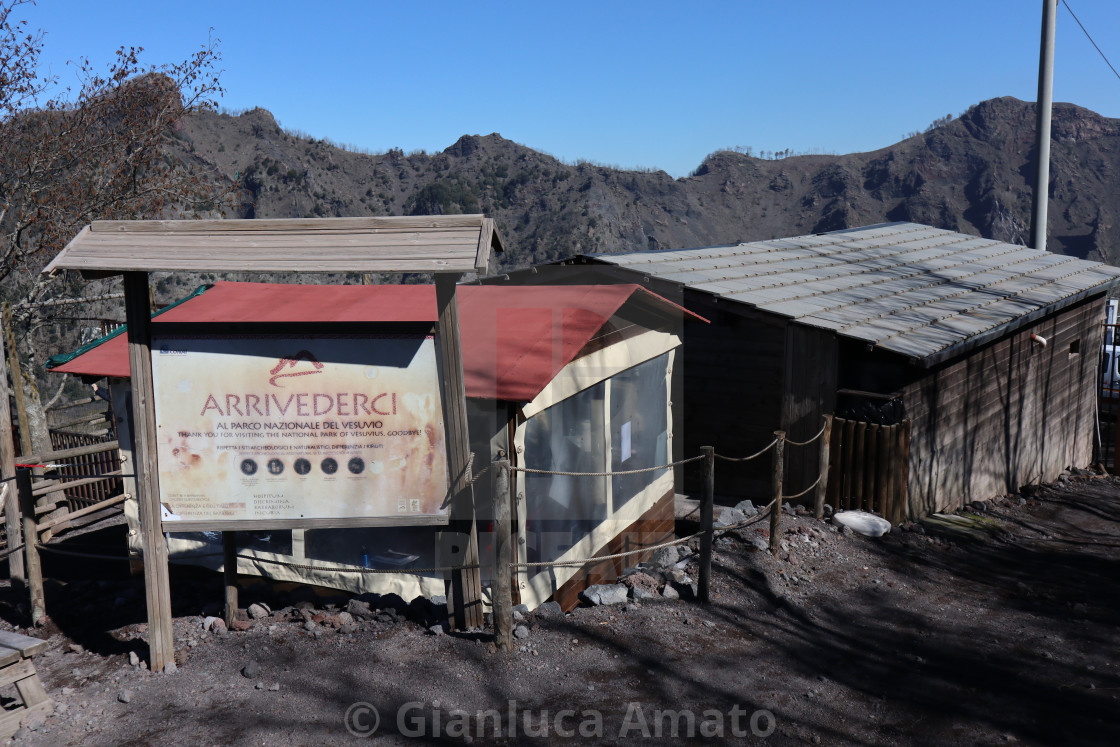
[46, 216, 505, 276]
[852, 421, 866, 509]
[0, 657, 36, 689]
[0, 631, 48, 657]
[864, 423, 879, 511]
[92, 215, 491, 233]
[0, 318, 24, 584]
[841, 418, 854, 509]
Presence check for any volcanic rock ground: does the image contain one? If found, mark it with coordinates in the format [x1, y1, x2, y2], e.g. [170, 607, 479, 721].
[0, 474, 1117, 745]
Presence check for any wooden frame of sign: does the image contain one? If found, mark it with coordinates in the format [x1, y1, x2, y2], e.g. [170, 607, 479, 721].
[45, 216, 502, 671]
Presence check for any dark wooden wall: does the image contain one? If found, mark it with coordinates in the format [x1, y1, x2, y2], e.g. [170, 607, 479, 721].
[782, 324, 838, 498]
[900, 295, 1104, 516]
[679, 294, 786, 499]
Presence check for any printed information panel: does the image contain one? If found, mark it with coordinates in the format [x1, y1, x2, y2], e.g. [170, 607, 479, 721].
[150, 332, 449, 527]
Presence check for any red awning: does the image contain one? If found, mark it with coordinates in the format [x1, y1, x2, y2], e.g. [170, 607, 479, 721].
[50, 281, 701, 402]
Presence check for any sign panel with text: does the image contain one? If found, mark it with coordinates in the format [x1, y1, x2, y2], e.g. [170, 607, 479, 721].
[150, 331, 449, 528]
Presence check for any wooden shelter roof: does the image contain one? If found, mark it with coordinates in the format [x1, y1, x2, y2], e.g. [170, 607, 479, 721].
[589, 222, 1120, 364]
[43, 215, 504, 277]
[47, 281, 699, 402]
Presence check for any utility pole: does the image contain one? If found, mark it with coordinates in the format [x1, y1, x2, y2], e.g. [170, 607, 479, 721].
[1030, 0, 1058, 252]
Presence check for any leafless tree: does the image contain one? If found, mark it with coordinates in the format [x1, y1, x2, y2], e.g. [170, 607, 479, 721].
[1, 0, 233, 452]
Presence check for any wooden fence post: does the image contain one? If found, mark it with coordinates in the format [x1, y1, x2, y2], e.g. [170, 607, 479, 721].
[814, 415, 832, 519]
[0, 325, 25, 585]
[491, 459, 513, 651]
[16, 469, 44, 625]
[434, 274, 483, 630]
[223, 531, 238, 627]
[770, 431, 785, 557]
[698, 446, 714, 604]
[123, 272, 175, 672]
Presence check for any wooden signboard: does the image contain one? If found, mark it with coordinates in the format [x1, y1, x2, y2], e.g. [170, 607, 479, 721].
[150, 327, 450, 530]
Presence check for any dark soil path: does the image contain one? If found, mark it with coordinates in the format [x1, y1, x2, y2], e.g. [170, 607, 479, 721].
[0, 475, 1118, 745]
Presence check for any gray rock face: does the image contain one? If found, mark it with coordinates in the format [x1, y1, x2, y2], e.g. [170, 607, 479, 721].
[661, 585, 680, 601]
[649, 546, 680, 568]
[247, 603, 270, 620]
[630, 586, 659, 601]
[734, 500, 759, 517]
[717, 508, 748, 528]
[537, 601, 564, 617]
[241, 661, 260, 679]
[580, 584, 629, 606]
[513, 625, 530, 639]
[346, 599, 371, 618]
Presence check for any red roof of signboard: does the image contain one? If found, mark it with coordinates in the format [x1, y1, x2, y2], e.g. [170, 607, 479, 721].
[50, 281, 700, 402]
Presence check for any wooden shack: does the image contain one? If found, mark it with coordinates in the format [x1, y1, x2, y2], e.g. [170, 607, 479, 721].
[486, 222, 1120, 518]
[48, 280, 697, 610]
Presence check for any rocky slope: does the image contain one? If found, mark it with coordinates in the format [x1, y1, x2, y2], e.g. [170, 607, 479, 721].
[169, 96, 1120, 272]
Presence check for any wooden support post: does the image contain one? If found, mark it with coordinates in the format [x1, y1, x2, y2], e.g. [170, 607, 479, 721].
[852, 421, 867, 511]
[698, 446, 715, 604]
[0, 305, 33, 459]
[770, 431, 785, 557]
[841, 418, 854, 509]
[123, 272, 175, 672]
[491, 460, 513, 651]
[897, 420, 912, 525]
[0, 326, 25, 585]
[15, 470, 43, 625]
[814, 415, 832, 519]
[434, 274, 483, 630]
[223, 531, 238, 627]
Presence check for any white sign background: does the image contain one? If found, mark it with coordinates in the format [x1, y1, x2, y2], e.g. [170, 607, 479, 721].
[150, 332, 449, 526]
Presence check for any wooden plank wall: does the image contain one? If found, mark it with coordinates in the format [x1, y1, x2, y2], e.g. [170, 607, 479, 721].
[902, 296, 1104, 516]
[680, 295, 786, 499]
[782, 324, 838, 498]
[827, 418, 908, 524]
[552, 488, 675, 612]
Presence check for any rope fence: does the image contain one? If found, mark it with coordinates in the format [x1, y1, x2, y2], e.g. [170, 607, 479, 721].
[5, 415, 837, 648]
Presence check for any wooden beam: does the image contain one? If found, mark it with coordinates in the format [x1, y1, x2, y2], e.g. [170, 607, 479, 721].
[223, 532, 238, 628]
[814, 415, 832, 519]
[123, 272, 175, 672]
[770, 432, 785, 558]
[491, 461, 512, 651]
[1, 305, 33, 459]
[21, 440, 119, 465]
[0, 323, 25, 585]
[15, 471, 44, 625]
[434, 274, 483, 630]
[698, 446, 715, 603]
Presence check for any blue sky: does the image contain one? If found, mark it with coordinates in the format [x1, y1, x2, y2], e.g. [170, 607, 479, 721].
[21, 1, 1120, 177]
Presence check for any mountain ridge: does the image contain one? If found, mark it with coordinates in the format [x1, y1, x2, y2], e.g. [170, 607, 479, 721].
[168, 96, 1120, 271]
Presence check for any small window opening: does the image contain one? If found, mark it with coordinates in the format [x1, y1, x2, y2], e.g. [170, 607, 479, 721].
[1069, 339, 1081, 357]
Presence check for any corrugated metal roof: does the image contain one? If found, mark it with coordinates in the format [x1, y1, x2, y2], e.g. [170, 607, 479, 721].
[591, 222, 1120, 362]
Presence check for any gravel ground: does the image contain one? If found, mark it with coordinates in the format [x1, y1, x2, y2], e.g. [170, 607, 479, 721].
[0, 473, 1118, 745]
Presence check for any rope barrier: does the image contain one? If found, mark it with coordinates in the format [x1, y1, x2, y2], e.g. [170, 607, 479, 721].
[785, 420, 828, 448]
[510, 454, 703, 477]
[781, 474, 822, 501]
[512, 532, 702, 568]
[715, 439, 777, 463]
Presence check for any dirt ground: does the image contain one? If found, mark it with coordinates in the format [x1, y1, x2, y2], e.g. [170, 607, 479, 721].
[0, 473, 1118, 746]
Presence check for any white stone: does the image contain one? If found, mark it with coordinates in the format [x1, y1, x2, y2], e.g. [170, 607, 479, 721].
[831, 510, 892, 537]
